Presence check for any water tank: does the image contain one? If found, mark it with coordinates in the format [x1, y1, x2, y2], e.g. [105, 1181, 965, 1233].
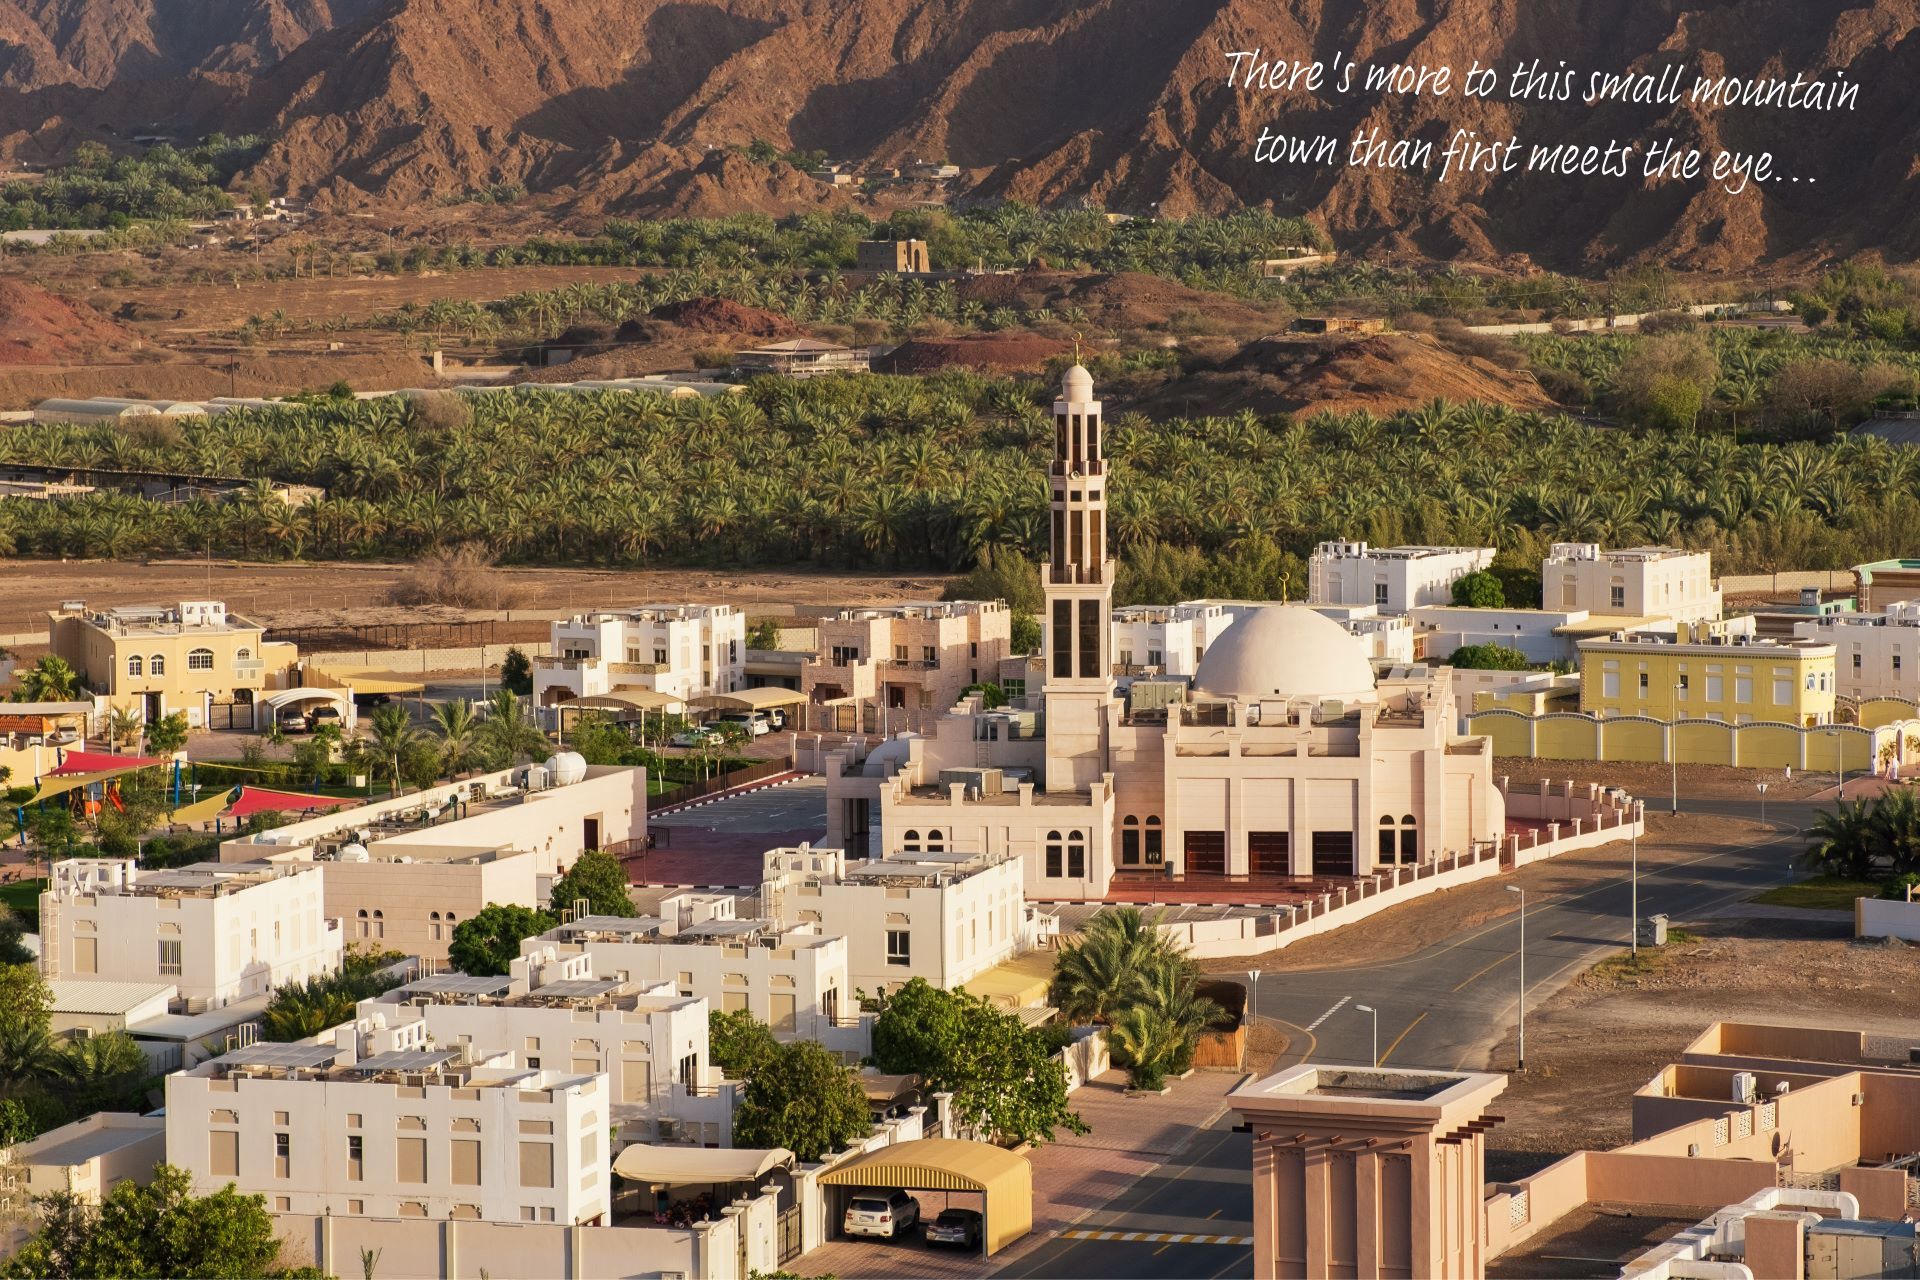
[337, 843, 371, 863]
[524, 764, 551, 790]
[548, 751, 587, 786]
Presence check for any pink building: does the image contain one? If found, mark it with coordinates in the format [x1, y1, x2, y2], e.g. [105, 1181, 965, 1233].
[803, 600, 1011, 732]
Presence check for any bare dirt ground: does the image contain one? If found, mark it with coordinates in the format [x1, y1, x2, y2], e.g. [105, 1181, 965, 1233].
[0, 558, 958, 640]
[1496, 757, 1829, 803]
[1483, 918, 1920, 1181]
[1198, 812, 1766, 974]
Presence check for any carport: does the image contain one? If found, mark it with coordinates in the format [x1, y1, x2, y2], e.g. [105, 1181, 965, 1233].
[254, 687, 355, 732]
[818, 1137, 1032, 1256]
[689, 687, 807, 721]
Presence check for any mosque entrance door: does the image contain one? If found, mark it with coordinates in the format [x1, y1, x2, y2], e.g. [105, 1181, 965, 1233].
[1311, 831, 1355, 877]
[1183, 830, 1226, 876]
[1249, 831, 1290, 877]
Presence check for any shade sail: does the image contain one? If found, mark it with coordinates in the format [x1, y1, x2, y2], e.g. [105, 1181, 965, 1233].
[228, 786, 358, 818]
[49, 751, 166, 777]
[612, 1145, 792, 1185]
[166, 787, 240, 825]
[28, 770, 120, 803]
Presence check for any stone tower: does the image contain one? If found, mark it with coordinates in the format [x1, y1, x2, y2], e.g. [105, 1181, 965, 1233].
[1043, 364, 1115, 791]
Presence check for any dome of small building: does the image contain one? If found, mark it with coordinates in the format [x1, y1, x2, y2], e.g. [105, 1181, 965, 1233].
[1060, 364, 1094, 399]
[1192, 606, 1376, 704]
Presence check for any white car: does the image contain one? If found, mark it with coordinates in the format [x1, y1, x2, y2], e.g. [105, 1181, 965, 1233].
[669, 727, 720, 748]
[843, 1188, 919, 1240]
[718, 712, 772, 737]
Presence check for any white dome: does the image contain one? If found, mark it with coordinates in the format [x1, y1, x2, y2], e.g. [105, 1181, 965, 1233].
[1192, 606, 1376, 704]
[1060, 364, 1094, 399]
[548, 751, 587, 785]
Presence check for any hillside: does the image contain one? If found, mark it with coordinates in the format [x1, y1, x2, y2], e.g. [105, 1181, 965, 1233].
[0, 0, 1911, 267]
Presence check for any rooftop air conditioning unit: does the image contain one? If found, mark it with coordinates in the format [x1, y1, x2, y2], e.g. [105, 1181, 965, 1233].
[1732, 1072, 1758, 1105]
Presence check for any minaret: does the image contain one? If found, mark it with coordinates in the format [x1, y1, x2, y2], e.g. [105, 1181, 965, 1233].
[1043, 364, 1114, 791]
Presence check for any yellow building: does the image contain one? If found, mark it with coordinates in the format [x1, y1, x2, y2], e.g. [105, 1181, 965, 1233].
[50, 601, 300, 728]
[1577, 625, 1836, 726]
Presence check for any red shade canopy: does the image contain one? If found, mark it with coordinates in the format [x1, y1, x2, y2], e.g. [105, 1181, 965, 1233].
[227, 786, 359, 818]
[49, 750, 167, 776]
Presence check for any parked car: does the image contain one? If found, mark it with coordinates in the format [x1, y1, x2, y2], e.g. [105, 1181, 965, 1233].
[307, 705, 342, 731]
[276, 707, 309, 733]
[717, 711, 772, 737]
[669, 727, 720, 749]
[843, 1189, 919, 1240]
[924, 1207, 983, 1249]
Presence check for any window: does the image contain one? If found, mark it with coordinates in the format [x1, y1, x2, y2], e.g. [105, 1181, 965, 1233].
[886, 930, 910, 966]
[1044, 831, 1063, 878]
[236, 648, 250, 660]
[1774, 677, 1792, 704]
[451, 1139, 481, 1186]
[1003, 678, 1025, 699]
[831, 645, 860, 665]
[149, 653, 165, 676]
[1121, 816, 1141, 865]
[347, 1135, 363, 1181]
[1705, 675, 1723, 702]
[1637, 672, 1649, 695]
[1602, 672, 1620, 699]
[1677, 674, 1689, 697]
[925, 828, 944, 852]
[1067, 832, 1086, 878]
[187, 648, 215, 671]
[1853, 652, 1863, 673]
[128, 655, 143, 677]
[1077, 600, 1101, 679]
[922, 645, 938, 666]
[1374, 582, 1389, 607]
[902, 829, 919, 853]
[210, 1131, 238, 1177]
[429, 911, 442, 942]
[1052, 600, 1072, 678]
[158, 939, 182, 975]
[1400, 814, 1418, 864]
[372, 909, 384, 939]
[1144, 817, 1164, 866]
[274, 1131, 290, 1179]
[1610, 585, 1626, 608]
[1897, 655, 1905, 674]
[1378, 816, 1396, 862]
[355, 908, 369, 939]
[894, 644, 908, 662]
[398, 1137, 427, 1183]
[1735, 677, 1753, 704]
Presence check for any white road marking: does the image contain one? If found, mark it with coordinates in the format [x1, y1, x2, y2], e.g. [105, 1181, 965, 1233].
[1304, 995, 1352, 1031]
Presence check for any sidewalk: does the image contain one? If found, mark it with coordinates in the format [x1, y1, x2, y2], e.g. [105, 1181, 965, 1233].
[790, 1068, 1244, 1279]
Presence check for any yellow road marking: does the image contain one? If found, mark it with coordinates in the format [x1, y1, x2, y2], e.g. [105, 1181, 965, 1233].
[1378, 1011, 1428, 1065]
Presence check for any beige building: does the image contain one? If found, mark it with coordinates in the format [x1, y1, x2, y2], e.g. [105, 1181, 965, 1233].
[38, 858, 342, 1012]
[49, 600, 315, 729]
[0, 1113, 166, 1224]
[1230, 1064, 1507, 1280]
[1795, 599, 1920, 704]
[732, 338, 869, 378]
[534, 604, 746, 709]
[165, 1036, 610, 1225]
[1544, 542, 1722, 626]
[804, 600, 1012, 731]
[857, 239, 931, 273]
[218, 760, 648, 964]
[820, 368, 1510, 901]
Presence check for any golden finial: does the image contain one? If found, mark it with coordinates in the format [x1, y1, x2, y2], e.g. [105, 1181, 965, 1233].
[1073, 330, 1083, 363]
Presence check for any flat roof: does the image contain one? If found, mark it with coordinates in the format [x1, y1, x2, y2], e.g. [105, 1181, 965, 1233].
[354, 1048, 461, 1074]
[21, 1117, 164, 1168]
[522, 978, 624, 1002]
[211, 1042, 341, 1070]
[129, 992, 273, 1041]
[50, 979, 176, 1015]
[399, 974, 514, 998]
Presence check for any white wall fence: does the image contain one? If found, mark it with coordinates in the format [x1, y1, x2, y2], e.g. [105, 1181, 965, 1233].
[1465, 302, 1731, 337]
[1857, 896, 1920, 942]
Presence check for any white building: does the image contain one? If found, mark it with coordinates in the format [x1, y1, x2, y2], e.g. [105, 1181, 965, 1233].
[1543, 543, 1721, 626]
[534, 605, 746, 709]
[217, 760, 648, 963]
[1110, 602, 1239, 679]
[358, 950, 736, 1148]
[1308, 604, 1416, 664]
[1308, 541, 1495, 615]
[522, 899, 867, 1058]
[1795, 600, 1920, 704]
[165, 1033, 609, 1225]
[38, 859, 341, 1011]
[1410, 606, 1594, 667]
[758, 844, 1039, 996]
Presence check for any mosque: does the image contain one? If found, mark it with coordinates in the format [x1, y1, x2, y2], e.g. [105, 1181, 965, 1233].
[821, 365, 1508, 901]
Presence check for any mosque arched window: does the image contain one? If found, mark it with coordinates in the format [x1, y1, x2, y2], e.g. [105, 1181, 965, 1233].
[902, 829, 920, 853]
[1067, 832, 1086, 879]
[1144, 816, 1164, 866]
[1044, 831, 1064, 878]
[925, 829, 945, 853]
[1121, 816, 1141, 866]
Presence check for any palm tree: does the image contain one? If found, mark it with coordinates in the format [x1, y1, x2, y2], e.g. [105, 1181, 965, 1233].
[0, 1019, 63, 1095]
[59, 1030, 155, 1114]
[430, 700, 484, 779]
[366, 704, 421, 797]
[478, 689, 551, 765]
[18, 655, 80, 701]
[1107, 1003, 1188, 1091]
[106, 705, 143, 752]
[1804, 799, 1877, 880]
[1048, 907, 1173, 1024]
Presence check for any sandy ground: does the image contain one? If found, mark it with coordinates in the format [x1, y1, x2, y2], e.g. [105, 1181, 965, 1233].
[1482, 916, 1920, 1181]
[1198, 812, 1765, 974]
[0, 558, 958, 640]
[1495, 757, 1829, 802]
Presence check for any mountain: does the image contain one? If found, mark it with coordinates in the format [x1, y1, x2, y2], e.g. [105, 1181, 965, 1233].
[0, 0, 1912, 268]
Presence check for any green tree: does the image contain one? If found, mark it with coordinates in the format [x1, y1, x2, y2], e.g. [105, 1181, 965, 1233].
[500, 646, 533, 696]
[0, 909, 32, 965]
[1804, 798, 1877, 880]
[429, 699, 484, 778]
[1, 1163, 317, 1280]
[708, 1008, 779, 1078]
[1445, 644, 1532, 671]
[0, 962, 51, 1035]
[17, 655, 80, 701]
[58, 1030, 154, 1116]
[448, 903, 556, 977]
[731, 1040, 870, 1160]
[870, 979, 1086, 1146]
[366, 703, 422, 796]
[478, 689, 551, 766]
[1449, 570, 1505, 608]
[549, 849, 636, 917]
[143, 710, 190, 757]
[1010, 613, 1042, 655]
[1048, 907, 1174, 1024]
[746, 619, 781, 650]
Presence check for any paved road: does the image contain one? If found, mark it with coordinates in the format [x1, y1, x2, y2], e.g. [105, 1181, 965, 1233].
[1003, 787, 1820, 1280]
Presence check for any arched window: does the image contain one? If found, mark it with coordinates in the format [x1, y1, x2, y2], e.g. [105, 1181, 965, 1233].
[187, 648, 214, 671]
[925, 829, 945, 853]
[236, 647, 251, 660]
[355, 908, 369, 939]
[1067, 831, 1086, 879]
[128, 655, 143, 677]
[1379, 815, 1397, 862]
[1121, 815, 1141, 865]
[429, 911, 442, 942]
[902, 829, 920, 853]
[149, 654, 165, 676]
[1144, 816, 1164, 866]
[371, 909, 384, 940]
[1044, 831, 1064, 878]
[1400, 814, 1419, 864]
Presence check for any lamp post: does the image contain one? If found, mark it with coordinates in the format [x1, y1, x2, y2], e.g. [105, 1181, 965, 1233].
[1670, 682, 1683, 815]
[1831, 728, 1846, 799]
[1247, 969, 1261, 1043]
[1630, 825, 1639, 958]
[1757, 781, 1769, 828]
[1505, 885, 1527, 1071]
[1355, 1003, 1379, 1067]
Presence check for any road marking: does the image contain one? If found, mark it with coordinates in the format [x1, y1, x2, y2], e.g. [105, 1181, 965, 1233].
[1058, 1229, 1253, 1246]
[1156, 1208, 1225, 1255]
[1452, 950, 1515, 992]
[1304, 995, 1351, 1030]
[1378, 1011, 1427, 1065]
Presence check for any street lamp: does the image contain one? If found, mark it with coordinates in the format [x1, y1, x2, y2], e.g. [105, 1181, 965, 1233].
[1757, 781, 1769, 828]
[1505, 885, 1527, 1071]
[1355, 1003, 1379, 1067]
[1630, 825, 1639, 958]
[1247, 969, 1261, 1042]
[1670, 682, 1683, 815]
[1831, 728, 1846, 799]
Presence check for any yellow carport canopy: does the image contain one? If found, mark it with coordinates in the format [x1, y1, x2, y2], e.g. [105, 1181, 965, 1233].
[612, 1144, 792, 1185]
[335, 670, 426, 695]
[957, 948, 1057, 1010]
[574, 690, 681, 713]
[689, 687, 806, 712]
[819, 1138, 1033, 1255]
